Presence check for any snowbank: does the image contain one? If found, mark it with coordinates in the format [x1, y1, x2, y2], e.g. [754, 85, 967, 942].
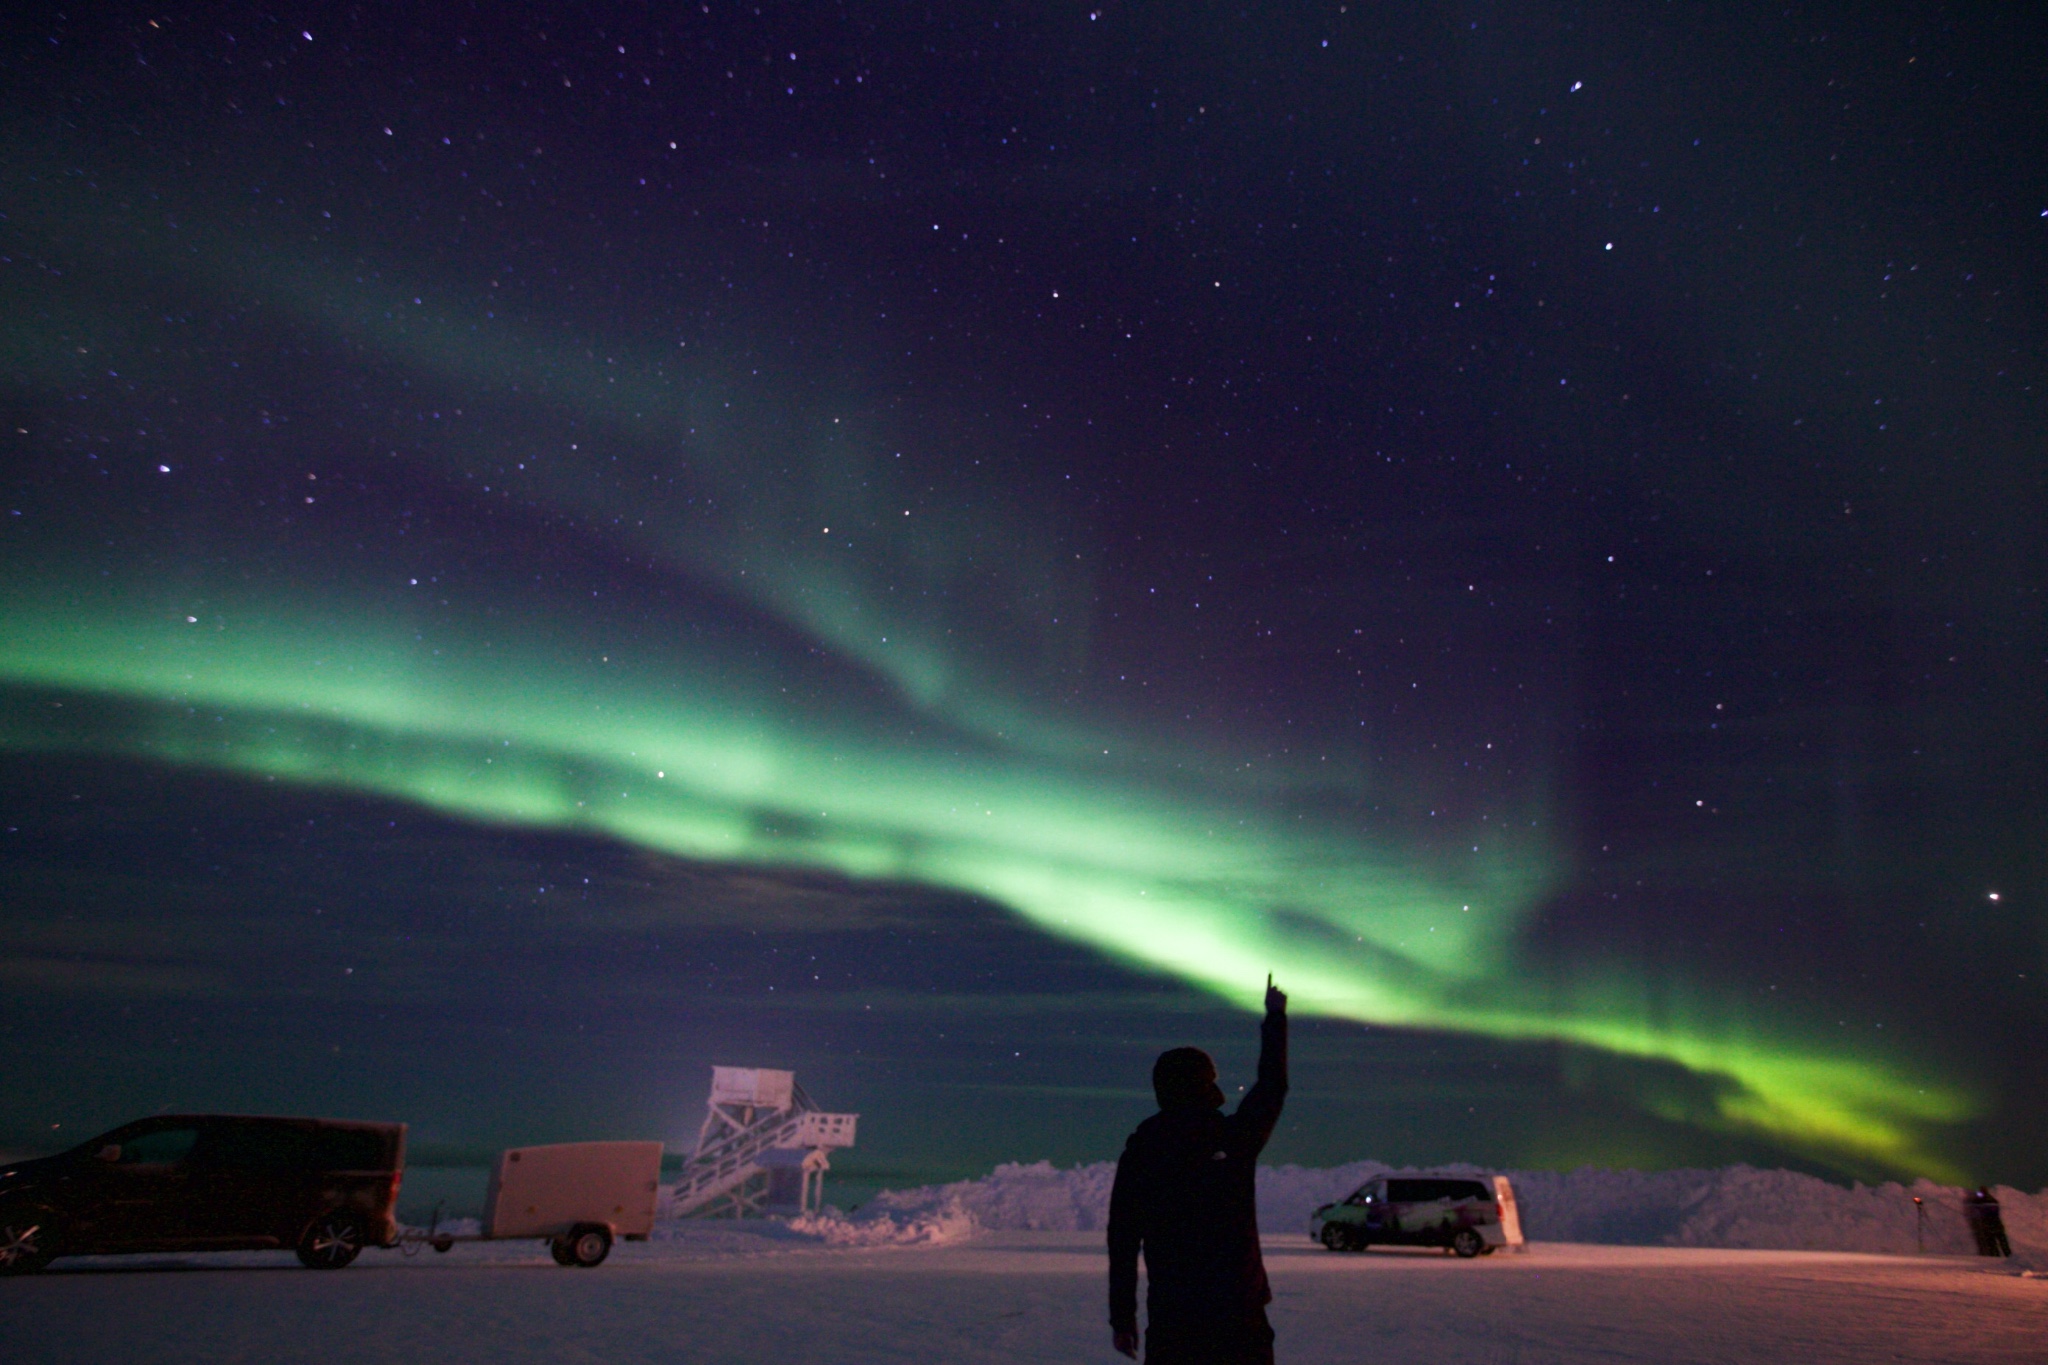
[785, 1202, 981, 1247]
[816, 1159, 2048, 1258]
[857, 1160, 1120, 1232]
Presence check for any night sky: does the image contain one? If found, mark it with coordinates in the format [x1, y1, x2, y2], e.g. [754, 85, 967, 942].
[1, 2, 2043, 1190]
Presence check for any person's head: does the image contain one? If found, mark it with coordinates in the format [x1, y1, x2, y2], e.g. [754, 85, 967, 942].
[1152, 1046, 1225, 1111]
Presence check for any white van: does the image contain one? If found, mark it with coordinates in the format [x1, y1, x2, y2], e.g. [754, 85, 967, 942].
[1309, 1175, 1506, 1257]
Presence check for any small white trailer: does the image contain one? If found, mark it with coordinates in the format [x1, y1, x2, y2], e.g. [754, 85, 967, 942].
[414, 1140, 664, 1267]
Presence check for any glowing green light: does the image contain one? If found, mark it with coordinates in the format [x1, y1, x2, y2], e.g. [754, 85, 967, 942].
[0, 164, 1978, 1179]
[0, 578, 1972, 1178]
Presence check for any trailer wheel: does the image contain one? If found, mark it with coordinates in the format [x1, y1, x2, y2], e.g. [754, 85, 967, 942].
[1452, 1229, 1484, 1259]
[297, 1210, 365, 1269]
[555, 1223, 612, 1268]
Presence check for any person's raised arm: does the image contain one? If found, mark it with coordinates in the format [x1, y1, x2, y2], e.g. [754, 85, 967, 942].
[1235, 974, 1288, 1147]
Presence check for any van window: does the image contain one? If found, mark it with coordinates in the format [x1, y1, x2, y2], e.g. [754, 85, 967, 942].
[117, 1126, 200, 1166]
[195, 1123, 389, 1172]
[312, 1128, 391, 1171]
[1387, 1178, 1492, 1203]
[200, 1123, 323, 1171]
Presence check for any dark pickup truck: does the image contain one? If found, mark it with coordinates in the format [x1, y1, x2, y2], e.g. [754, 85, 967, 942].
[0, 1113, 404, 1273]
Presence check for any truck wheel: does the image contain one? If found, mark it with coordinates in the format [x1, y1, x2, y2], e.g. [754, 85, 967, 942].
[1452, 1229, 1484, 1259]
[0, 1211, 55, 1275]
[556, 1223, 612, 1267]
[297, 1210, 365, 1269]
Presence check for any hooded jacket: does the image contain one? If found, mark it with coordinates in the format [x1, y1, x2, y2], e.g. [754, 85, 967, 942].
[1107, 1006, 1287, 1333]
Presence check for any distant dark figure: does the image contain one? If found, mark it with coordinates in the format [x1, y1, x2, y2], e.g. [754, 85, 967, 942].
[1108, 976, 1288, 1364]
[1963, 1186, 2011, 1257]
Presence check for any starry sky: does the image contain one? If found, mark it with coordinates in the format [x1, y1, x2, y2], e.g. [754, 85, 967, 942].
[1, 2, 2043, 1189]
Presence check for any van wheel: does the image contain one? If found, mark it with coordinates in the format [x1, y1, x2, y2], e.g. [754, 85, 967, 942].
[1320, 1223, 1361, 1252]
[1452, 1229, 1484, 1259]
[297, 1210, 365, 1269]
[0, 1211, 55, 1275]
[554, 1223, 612, 1267]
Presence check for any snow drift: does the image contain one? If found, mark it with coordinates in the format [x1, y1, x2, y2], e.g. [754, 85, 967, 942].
[780, 1160, 2048, 1258]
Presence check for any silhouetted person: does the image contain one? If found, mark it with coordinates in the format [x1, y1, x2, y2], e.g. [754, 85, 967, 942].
[1108, 976, 1287, 1364]
[1963, 1186, 2011, 1257]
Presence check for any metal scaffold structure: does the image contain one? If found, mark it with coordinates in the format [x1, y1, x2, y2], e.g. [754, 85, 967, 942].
[665, 1066, 858, 1219]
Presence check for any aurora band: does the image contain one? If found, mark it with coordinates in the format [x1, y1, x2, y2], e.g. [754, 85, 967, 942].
[0, 572, 1971, 1180]
[0, 157, 1974, 1178]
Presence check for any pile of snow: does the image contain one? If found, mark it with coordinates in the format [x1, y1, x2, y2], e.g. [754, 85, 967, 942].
[858, 1161, 1121, 1232]
[643, 1190, 988, 1250]
[785, 1201, 982, 1247]
[840, 1159, 2048, 1258]
[1504, 1166, 2048, 1257]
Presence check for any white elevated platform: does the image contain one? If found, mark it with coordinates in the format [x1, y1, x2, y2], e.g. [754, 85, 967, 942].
[665, 1066, 857, 1219]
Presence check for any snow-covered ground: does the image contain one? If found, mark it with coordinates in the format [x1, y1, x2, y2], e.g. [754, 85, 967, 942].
[13, 1229, 2047, 1364]
[12, 1162, 2048, 1362]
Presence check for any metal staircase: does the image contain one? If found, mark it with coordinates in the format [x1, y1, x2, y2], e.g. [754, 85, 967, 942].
[666, 1069, 857, 1219]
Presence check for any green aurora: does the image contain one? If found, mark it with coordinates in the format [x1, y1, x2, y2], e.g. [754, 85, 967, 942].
[0, 157, 1979, 1181]
[0, 574, 1971, 1177]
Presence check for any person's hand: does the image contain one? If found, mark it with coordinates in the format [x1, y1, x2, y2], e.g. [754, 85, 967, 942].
[1113, 1327, 1140, 1359]
[1265, 972, 1287, 1017]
